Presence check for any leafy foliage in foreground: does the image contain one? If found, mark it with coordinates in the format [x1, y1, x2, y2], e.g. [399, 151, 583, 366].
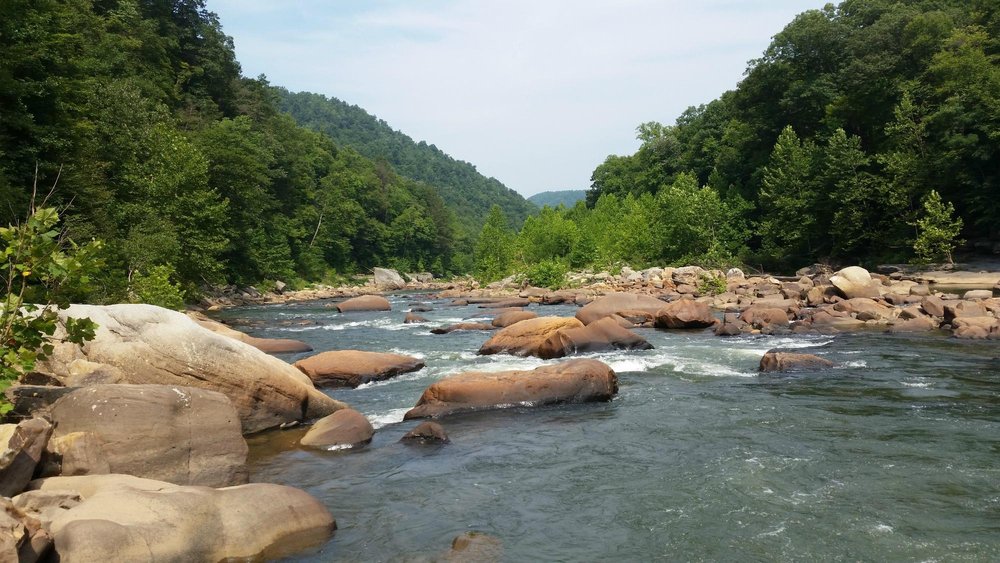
[1, 205, 101, 412]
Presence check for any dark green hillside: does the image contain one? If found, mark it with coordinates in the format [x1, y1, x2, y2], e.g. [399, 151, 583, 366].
[0, 0, 458, 302]
[528, 190, 587, 208]
[276, 90, 536, 233]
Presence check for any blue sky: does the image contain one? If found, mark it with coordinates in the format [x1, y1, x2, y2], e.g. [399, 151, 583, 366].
[209, 0, 823, 196]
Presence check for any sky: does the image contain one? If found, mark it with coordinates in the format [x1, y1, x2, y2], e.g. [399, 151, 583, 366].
[209, 0, 823, 197]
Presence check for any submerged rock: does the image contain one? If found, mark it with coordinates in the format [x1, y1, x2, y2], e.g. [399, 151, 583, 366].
[443, 531, 503, 562]
[400, 421, 450, 444]
[294, 350, 424, 388]
[431, 322, 495, 334]
[404, 359, 617, 419]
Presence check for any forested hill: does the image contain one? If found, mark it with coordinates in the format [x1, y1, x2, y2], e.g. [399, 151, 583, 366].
[528, 190, 587, 208]
[586, 0, 1000, 269]
[0, 0, 461, 301]
[277, 89, 535, 233]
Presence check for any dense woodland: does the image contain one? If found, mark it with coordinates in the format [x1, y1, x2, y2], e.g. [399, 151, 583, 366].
[2, 0, 998, 302]
[277, 90, 536, 236]
[569, 0, 999, 272]
[0, 0, 533, 304]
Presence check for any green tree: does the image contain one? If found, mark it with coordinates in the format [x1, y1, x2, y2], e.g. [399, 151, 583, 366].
[474, 205, 514, 282]
[757, 126, 817, 265]
[656, 173, 747, 266]
[912, 190, 963, 264]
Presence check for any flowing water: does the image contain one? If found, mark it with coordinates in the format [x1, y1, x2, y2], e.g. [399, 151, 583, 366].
[218, 295, 1000, 562]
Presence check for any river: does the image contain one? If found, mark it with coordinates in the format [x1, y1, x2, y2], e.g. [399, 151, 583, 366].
[217, 294, 1000, 561]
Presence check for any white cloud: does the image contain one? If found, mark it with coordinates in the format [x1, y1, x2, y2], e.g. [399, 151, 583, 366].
[210, 0, 821, 195]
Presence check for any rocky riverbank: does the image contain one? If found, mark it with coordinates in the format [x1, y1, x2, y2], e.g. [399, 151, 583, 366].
[3, 262, 998, 560]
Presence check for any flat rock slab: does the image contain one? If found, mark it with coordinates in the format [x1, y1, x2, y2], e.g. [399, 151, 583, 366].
[404, 358, 617, 419]
[26, 474, 335, 562]
[45, 384, 248, 488]
[336, 295, 391, 312]
[186, 311, 312, 354]
[294, 350, 424, 388]
[431, 323, 495, 334]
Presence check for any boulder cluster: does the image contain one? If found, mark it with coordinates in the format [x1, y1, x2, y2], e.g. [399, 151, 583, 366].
[3, 264, 995, 559]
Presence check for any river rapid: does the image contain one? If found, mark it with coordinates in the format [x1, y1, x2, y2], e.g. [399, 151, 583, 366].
[218, 294, 1000, 562]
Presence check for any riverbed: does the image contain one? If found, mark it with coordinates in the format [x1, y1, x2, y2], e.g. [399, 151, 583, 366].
[219, 295, 1000, 561]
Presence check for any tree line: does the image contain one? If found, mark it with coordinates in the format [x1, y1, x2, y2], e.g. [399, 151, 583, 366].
[0, 0, 536, 304]
[582, 0, 997, 271]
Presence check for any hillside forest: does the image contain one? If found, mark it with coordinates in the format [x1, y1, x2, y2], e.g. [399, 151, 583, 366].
[1, 0, 998, 304]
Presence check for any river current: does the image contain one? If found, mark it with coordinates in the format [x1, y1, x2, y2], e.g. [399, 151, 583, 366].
[218, 294, 1000, 562]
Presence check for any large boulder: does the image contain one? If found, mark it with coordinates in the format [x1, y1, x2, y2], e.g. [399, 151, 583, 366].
[739, 307, 790, 328]
[759, 351, 835, 372]
[830, 266, 881, 299]
[42, 385, 247, 487]
[336, 295, 391, 312]
[36, 304, 344, 434]
[671, 266, 705, 287]
[477, 316, 584, 356]
[186, 312, 312, 354]
[491, 310, 538, 328]
[536, 316, 653, 359]
[575, 293, 667, 325]
[654, 300, 716, 329]
[293, 350, 424, 388]
[0, 418, 53, 497]
[404, 359, 617, 419]
[300, 409, 374, 450]
[373, 267, 407, 290]
[25, 474, 335, 562]
[943, 300, 989, 324]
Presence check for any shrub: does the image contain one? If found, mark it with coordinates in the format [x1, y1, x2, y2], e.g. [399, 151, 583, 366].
[129, 264, 185, 310]
[523, 260, 569, 290]
[1, 206, 102, 413]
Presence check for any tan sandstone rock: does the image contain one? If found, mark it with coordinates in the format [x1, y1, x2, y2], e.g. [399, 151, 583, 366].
[294, 350, 424, 388]
[536, 316, 653, 359]
[575, 293, 667, 325]
[404, 359, 618, 419]
[27, 474, 335, 562]
[336, 295, 391, 312]
[478, 316, 584, 356]
[36, 304, 344, 434]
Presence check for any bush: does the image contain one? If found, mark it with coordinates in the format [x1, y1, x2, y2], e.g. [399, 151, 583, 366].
[129, 264, 185, 310]
[1, 206, 102, 413]
[523, 260, 569, 290]
[913, 190, 963, 264]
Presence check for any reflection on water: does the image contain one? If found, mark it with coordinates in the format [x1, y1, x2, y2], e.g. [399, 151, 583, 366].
[218, 297, 1000, 561]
